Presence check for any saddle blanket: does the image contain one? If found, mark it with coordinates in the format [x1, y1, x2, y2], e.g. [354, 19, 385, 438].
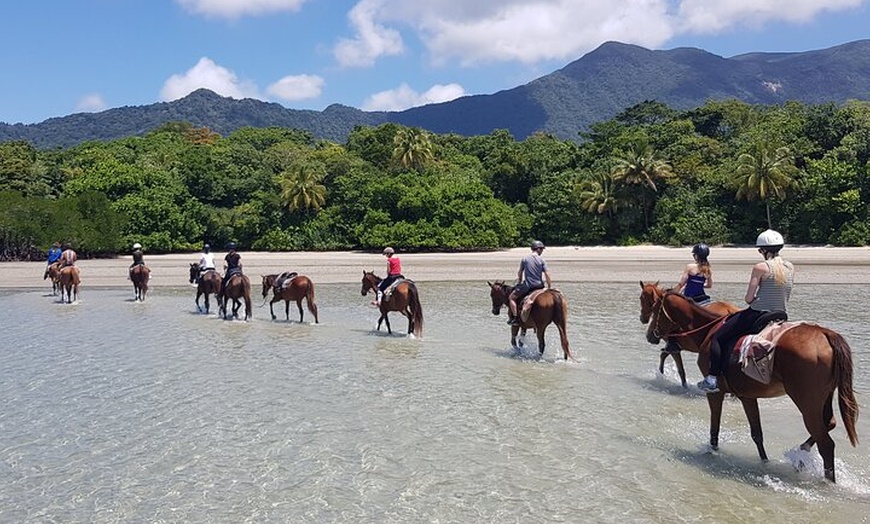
[384, 277, 413, 301]
[276, 271, 298, 289]
[519, 288, 560, 323]
[737, 321, 806, 384]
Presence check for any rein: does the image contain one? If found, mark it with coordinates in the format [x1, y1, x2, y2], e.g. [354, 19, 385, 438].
[651, 293, 725, 341]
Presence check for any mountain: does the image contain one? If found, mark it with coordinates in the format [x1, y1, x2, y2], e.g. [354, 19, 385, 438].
[3, 40, 870, 149]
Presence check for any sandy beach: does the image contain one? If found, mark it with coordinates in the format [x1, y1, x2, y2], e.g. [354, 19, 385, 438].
[3, 245, 870, 289]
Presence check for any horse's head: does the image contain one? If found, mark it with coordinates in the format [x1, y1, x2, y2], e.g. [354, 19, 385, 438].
[645, 291, 717, 346]
[189, 262, 200, 283]
[262, 274, 277, 298]
[361, 271, 380, 296]
[488, 281, 511, 315]
[639, 281, 664, 324]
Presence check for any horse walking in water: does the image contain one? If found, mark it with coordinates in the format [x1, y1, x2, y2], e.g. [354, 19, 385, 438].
[58, 266, 80, 304]
[189, 263, 222, 314]
[639, 281, 740, 386]
[219, 273, 252, 321]
[645, 289, 859, 482]
[130, 264, 150, 302]
[360, 271, 423, 337]
[44, 261, 61, 295]
[261, 274, 319, 323]
[488, 281, 572, 360]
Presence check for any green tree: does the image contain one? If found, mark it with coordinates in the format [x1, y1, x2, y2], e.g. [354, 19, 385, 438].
[734, 143, 796, 229]
[280, 160, 327, 213]
[392, 127, 435, 172]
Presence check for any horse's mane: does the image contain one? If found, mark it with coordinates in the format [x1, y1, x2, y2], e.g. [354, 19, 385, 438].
[662, 290, 721, 321]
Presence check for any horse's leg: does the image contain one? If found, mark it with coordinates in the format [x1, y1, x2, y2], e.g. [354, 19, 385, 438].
[195, 290, 202, 312]
[268, 296, 277, 320]
[672, 351, 688, 388]
[799, 392, 837, 452]
[511, 325, 520, 348]
[296, 299, 304, 322]
[801, 405, 837, 482]
[706, 392, 726, 450]
[536, 325, 546, 356]
[382, 312, 392, 334]
[738, 397, 768, 461]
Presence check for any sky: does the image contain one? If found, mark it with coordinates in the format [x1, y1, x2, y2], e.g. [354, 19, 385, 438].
[2, 0, 869, 125]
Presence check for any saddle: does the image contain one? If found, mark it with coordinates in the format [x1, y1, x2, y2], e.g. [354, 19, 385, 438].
[726, 311, 790, 384]
[383, 276, 410, 302]
[519, 288, 556, 322]
[275, 271, 298, 289]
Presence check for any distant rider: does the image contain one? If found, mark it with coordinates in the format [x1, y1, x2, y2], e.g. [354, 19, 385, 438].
[508, 240, 551, 325]
[219, 242, 242, 297]
[374, 247, 403, 306]
[197, 243, 216, 283]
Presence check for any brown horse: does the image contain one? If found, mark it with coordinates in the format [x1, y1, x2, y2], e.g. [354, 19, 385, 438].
[219, 273, 252, 321]
[261, 274, 319, 323]
[487, 281, 572, 360]
[189, 263, 222, 314]
[639, 281, 740, 386]
[645, 289, 859, 482]
[360, 271, 423, 337]
[130, 264, 150, 302]
[44, 261, 61, 295]
[58, 266, 80, 304]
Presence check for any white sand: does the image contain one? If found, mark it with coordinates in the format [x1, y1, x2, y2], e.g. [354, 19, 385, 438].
[3, 246, 869, 289]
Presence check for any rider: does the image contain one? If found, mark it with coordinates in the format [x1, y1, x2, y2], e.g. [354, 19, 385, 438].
[196, 243, 216, 283]
[219, 242, 242, 297]
[373, 247, 403, 306]
[697, 229, 794, 394]
[507, 240, 552, 326]
[662, 243, 715, 354]
[46, 242, 63, 266]
[128, 242, 145, 279]
[58, 243, 77, 268]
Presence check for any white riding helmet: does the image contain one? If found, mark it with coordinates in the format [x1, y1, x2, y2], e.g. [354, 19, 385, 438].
[756, 229, 784, 247]
[132, 243, 142, 250]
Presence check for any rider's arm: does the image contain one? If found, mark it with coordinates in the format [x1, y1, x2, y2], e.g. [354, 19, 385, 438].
[744, 262, 767, 304]
[516, 263, 524, 282]
[705, 271, 713, 289]
[674, 264, 691, 293]
[543, 270, 552, 289]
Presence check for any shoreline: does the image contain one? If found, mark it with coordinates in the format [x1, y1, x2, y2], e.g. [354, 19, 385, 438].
[3, 245, 870, 289]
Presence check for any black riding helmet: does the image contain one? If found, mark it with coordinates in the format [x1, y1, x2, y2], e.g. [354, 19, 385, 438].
[692, 243, 710, 259]
[226, 241, 237, 251]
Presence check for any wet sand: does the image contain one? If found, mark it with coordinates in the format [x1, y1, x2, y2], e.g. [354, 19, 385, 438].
[3, 246, 869, 289]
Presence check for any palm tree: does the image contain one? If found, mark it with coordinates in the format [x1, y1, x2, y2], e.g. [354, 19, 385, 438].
[576, 170, 619, 217]
[392, 127, 435, 171]
[279, 160, 327, 213]
[611, 140, 674, 228]
[734, 144, 795, 228]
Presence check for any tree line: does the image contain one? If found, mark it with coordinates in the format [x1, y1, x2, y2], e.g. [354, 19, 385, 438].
[1, 98, 869, 259]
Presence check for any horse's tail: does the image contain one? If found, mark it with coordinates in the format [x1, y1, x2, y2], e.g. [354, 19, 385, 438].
[551, 290, 572, 359]
[305, 279, 319, 322]
[827, 329, 859, 446]
[409, 284, 423, 338]
[243, 276, 253, 320]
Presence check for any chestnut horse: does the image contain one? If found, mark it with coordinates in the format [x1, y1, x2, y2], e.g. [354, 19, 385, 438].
[487, 281, 572, 360]
[645, 289, 858, 482]
[44, 261, 61, 295]
[639, 281, 740, 386]
[58, 266, 80, 304]
[219, 273, 252, 321]
[261, 274, 319, 323]
[360, 271, 423, 337]
[130, 264, 150, 302]
[189, 263, 222, 314]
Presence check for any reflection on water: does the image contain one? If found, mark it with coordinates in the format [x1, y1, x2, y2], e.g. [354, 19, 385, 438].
[1, 282, 868, 522]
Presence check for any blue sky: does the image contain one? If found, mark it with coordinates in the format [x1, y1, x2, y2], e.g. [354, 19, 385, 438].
[2, 0, 869, 125]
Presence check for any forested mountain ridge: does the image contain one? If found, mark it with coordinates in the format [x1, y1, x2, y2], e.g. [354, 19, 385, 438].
[2, 40, 870, 149]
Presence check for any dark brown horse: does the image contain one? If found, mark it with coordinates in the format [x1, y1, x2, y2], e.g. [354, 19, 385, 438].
[58, 265, 80, 304]
[130, 264, 150, 302]
[487, 281, 572, 360]
[360, 271, 423, 338]
[44, 261, 61, 295]
[261, 274, 319, 323]
[639, 281, 740, 386]
[219, 273, 252, 321]
[189, 263, 222, 314]
[645, 289, 859, 482]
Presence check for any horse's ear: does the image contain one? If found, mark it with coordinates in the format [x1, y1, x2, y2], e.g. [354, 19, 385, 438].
[639, 281, 644, 289]
[487, 281, 492, 287]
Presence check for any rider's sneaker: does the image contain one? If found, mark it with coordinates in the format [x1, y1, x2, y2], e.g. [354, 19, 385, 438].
[696, 377, 719, 394]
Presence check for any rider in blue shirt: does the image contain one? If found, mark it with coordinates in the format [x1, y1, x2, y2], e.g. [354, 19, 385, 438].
[46, 242, 63, 265]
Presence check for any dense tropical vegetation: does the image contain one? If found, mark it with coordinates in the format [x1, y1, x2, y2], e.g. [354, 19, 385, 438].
[2, 98, 869, 259]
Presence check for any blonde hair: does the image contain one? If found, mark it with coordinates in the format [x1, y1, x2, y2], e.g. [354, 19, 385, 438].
[767, 255, 788, 285]
[696, 260, 712, 278]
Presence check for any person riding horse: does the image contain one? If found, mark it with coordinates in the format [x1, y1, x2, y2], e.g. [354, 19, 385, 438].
[58, 243, 77, 268]
[196, 243, 216, 283]
[373, 247, 403, 306]
[698, 229, 794, 394]
[128, 242, 145, 279]
[219, 242, 242, 298]
[662, 242, 715, 354]
[508, 240, 551, 326]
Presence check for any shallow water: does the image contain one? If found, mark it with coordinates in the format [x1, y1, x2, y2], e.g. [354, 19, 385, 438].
[1, 281, 869, 523]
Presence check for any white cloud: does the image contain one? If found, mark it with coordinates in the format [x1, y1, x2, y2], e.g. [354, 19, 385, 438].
[677, 0, 866, 33]
[267, 74, 325, 101]
[160, 57, 260, 101]
[176, 0, 307, 18]
[334, 0, 404, 67]
[362, 82, 465, 111]
[75, 94, 108, 113]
